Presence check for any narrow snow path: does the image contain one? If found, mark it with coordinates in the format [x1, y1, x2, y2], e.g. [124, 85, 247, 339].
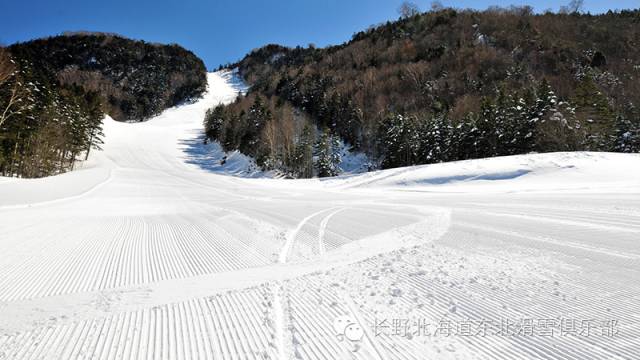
[318, 208, 346, 257]
[278, 207, 339, 264]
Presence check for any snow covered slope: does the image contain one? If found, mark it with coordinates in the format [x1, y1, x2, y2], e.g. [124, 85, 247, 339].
[1, 71, 639, 360]
[327, 152, 640, 193]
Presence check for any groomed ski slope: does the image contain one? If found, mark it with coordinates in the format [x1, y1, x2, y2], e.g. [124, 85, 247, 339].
[1, 71, 640, 360]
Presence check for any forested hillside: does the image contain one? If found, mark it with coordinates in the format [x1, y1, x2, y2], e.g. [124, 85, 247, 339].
[206, 6, 640, 177]
[0, 33, 207, 177]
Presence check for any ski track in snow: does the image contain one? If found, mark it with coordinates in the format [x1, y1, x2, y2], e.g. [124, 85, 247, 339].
[317, 208, 346, 257]
[1, 70, 640, 359]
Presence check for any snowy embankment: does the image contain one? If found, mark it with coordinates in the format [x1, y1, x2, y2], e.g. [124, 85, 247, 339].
[326, 152, 640, 193]
[1, 71, 639, 360]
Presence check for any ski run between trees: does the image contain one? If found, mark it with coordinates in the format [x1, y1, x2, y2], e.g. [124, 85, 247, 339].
[1, 71, 639, 360]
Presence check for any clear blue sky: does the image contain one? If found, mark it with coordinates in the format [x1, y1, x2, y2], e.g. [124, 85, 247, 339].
[1, 0, 637, 69]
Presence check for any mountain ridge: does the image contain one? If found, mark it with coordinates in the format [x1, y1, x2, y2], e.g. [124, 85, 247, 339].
[206, 7, 640, 178]
[0, 33, 207, 177]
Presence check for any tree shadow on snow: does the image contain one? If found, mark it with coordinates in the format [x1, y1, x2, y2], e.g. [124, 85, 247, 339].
[178, 132, 265, 178]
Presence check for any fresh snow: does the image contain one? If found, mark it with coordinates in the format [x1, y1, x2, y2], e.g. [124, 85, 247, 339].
[325, 151, 640, 193]
[183, 137, 273, 178]
[1, 71, 639, 360]
[335, 140, 372, 175]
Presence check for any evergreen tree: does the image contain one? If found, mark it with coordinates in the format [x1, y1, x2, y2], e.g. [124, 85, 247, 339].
[493, 89, 512, 156]
[222, 112, 241, 151]
[613, 113, 640, 153]
[204, 105, 226, 140]
[509, 96, 535, 155]
[572, 75, 615, 150]
[83, 91, 105, 160]
[335, 96, 363, 148]
[379, 113, 418, 168]
[536, 100, 580, 152]
[315, 127, 341, 177]
[532, 79, 555, 121]
[450, 115, 477, 160]
[474, 97, 498, 158]
[416, 114, 451, 163]
[241, 95, 271, 152]
[293, 124, 314, 178]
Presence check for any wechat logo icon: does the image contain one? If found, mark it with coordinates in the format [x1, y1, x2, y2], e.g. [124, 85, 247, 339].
[333, 315, 365, 352]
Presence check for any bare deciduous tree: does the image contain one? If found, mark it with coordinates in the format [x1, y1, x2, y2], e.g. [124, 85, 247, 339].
[398, 1, 420, 18]
[0, 47, 15, 86]
[430, 1, 444, 12]
[0, 47, 22, 128]
[560, 0, 584, 14]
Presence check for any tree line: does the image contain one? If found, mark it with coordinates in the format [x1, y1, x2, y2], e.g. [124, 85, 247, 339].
[204, 94, 343, 178]
[205, 6, 640, 177]
[0, 47, 104, 177]
[1, 33, 208, 178]
[10, 33, 207, 121]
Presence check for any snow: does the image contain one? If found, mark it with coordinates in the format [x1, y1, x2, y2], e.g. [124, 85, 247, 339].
[336, 140, 371, 175]
[181, 136, 273, 178]
[1, 71, 640, 360]
[325, 152, 640, 193]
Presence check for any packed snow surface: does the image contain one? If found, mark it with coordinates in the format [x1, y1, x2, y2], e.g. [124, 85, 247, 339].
[1, 71, 639, 360]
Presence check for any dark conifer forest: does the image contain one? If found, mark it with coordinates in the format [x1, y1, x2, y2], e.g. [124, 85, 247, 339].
[0, 33, 206, 178]
[206, 7, 640, 177]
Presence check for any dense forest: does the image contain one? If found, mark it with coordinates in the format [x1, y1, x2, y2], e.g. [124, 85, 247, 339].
[206, 5, 640, 178]
[0, 33, 207, 177]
